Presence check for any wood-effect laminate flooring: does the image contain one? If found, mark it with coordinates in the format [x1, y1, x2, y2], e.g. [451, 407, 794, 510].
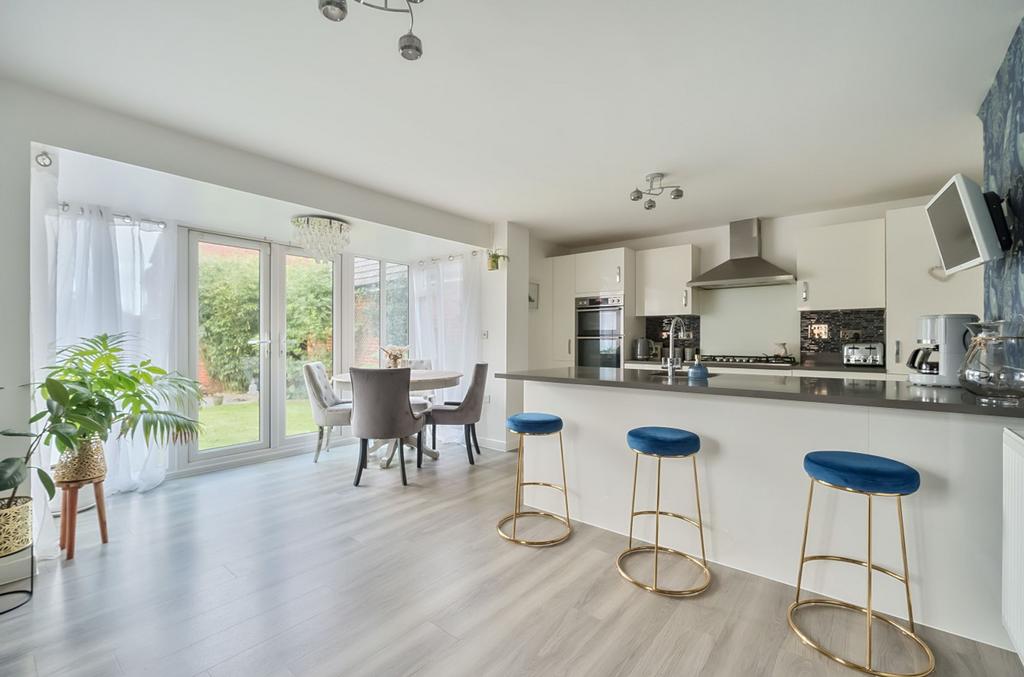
[0, 442, 1020, 677]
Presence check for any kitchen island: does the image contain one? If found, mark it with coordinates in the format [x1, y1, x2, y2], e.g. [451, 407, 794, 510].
[496, 366, 1023, 649]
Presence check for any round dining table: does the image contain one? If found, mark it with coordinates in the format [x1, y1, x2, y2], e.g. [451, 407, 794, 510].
[331, 369, 462, 468]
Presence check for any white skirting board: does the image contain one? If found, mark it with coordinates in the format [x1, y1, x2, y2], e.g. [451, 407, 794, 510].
[1003, 428, 1024, 665]
[520, 380, 1015, 650]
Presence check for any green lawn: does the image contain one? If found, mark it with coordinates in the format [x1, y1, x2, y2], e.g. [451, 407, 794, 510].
[198, 399, 316, 449]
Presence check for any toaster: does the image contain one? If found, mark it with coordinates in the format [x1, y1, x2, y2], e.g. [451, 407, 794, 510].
[842, 341, 884, 366]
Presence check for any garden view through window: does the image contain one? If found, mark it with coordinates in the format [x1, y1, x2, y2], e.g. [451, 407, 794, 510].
[354, 257, 409, 367]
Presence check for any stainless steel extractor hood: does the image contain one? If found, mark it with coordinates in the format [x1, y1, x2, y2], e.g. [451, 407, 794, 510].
[687, 218, 795, 289]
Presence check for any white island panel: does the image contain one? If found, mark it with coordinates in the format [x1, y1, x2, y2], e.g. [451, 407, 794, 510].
[519, 380, 1010, 649]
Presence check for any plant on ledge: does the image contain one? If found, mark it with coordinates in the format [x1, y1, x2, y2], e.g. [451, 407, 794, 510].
[21, 333, 203, 485]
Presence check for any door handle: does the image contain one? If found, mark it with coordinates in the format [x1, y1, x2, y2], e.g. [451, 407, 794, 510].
[801, 281, 808, 303]
[568, 339, 572, 355]
[682, 289, 689, 308]
[895, 339, 901, 363]
[615, 266, 621, 284]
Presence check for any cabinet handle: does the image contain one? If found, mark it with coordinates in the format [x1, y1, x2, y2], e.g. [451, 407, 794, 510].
[615, 266, 621, 284]
[568, 339, 572, 355]
[895, 339, 901, 363]
[683, 289, 689, 308]
[801, 281, 808, 303]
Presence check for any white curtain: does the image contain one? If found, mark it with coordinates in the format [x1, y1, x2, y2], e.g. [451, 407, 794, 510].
[35, 204, 178, 498]
[410, 255, 482, 441]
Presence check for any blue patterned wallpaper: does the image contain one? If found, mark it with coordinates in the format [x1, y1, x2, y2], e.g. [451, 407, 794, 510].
[978, 19, 1024, 321]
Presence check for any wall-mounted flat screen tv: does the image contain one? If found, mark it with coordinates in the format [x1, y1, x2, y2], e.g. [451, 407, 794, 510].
[925, 173, 1010, 274]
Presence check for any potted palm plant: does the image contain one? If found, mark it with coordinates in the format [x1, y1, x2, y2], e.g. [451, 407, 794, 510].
[35, 333, 202, 483]
[0, 334, 201, 559]
[0, 427, 53, 558]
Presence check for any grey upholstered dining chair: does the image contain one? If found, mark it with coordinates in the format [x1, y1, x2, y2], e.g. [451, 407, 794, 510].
[425, 363, 488, 466]
[400, 358, 435, 403]
[349, 367, 426, 487]
[303, 362, 353, 463]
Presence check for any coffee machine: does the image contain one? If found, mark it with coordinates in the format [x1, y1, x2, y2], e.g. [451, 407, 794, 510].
[905, 314, 978, 387]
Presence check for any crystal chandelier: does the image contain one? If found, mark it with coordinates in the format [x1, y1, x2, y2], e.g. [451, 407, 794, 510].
[292, 215, 352, 262]
[318, 0, 425, 61]
[629, 172, 684, 211]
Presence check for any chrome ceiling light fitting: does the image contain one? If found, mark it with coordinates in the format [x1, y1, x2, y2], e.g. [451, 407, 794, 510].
[34, 151, 52, 167]
[629, 172, 684, 211]
[292, 214, 352, 262]
[317, 0, 425, 61]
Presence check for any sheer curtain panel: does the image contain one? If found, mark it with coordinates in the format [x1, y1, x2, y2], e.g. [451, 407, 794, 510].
[410, 255, 482, 442]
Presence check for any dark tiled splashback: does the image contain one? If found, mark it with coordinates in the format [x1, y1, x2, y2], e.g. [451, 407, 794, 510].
[644, 315, 701, 352]
[799, 308, 885, 355]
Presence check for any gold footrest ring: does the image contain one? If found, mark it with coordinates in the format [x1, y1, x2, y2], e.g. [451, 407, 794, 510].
[616, 544, 712, 597]
[787, 598, 935, 677]
[496, 510, 572, 547]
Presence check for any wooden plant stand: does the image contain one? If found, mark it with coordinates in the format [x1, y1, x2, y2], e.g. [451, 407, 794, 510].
[58, 479, 108, 560]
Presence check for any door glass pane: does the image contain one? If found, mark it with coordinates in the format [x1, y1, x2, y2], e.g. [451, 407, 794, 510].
[384, 262, 409, 349]
[196, 242, 262, 450]
[285, 254, 334, 436]
[353, 257, 381, 367]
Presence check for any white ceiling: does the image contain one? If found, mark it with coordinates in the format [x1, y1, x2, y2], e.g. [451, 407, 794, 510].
[3, 1, 1021, 247]
[54, 147, 473, 262]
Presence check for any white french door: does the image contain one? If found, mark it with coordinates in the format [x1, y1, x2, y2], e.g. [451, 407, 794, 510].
[186, 231, 338, 463]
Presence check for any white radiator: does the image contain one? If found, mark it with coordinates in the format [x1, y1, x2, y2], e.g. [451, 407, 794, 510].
[1004, 427, 1024, 664]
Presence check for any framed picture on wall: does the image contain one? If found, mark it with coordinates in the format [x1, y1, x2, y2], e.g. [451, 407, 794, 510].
[528, 282, 540, 310]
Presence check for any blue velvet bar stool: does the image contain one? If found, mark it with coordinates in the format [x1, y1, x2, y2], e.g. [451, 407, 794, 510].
[496, 412, 572, 547]
[616, 426, 711, 597]
[789, 451, 935, 677]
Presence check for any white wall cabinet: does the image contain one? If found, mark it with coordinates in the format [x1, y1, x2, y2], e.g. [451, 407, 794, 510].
[636, 244, 700, 316]
[575, 247, 631, 296]
[884, 206, 983, 375]
[796, 219, 886, 311]
[550, 254, 576, 364]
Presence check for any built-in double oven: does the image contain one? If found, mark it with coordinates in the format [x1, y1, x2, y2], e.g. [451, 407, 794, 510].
[576, 295, 623, 368]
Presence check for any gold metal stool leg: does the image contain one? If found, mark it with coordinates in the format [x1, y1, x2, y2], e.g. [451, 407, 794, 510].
[787, 480, 936, 677]
[616, 450, 711, 597]
[496, 430, 572, 547]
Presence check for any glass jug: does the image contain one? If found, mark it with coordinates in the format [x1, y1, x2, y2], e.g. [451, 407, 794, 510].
[959, 318, 1024, 405]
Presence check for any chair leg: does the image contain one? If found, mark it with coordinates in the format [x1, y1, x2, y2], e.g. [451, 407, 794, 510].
[654, 457, 662, 590]
[354, 439, 368, 486]
[471, 423, 481, 455]
[432, 424, 436, 449]
[417, 430, 423, 468]
[865, 494, 874, 670]
[464, 425, 475, 466]
[398, 439, 408, 485]
[313, 427, 325, 463]
[794, 479, 815, 603]
[511, 433, 525, 540]
[324, 426, 333, 453]
[897, 495, 916, 633]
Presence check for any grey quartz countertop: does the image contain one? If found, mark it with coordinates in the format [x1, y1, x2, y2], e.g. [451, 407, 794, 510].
[496, 367, 1024, 418]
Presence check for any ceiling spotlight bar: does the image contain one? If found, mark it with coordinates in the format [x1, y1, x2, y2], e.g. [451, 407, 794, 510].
[318, 0, 426, 60]
[629, 172, 684, 211]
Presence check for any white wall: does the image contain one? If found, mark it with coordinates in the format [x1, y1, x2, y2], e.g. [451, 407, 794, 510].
[526, 234, 560, 369]
[0, 78, 490, 462]
[560, 196, 930, 355]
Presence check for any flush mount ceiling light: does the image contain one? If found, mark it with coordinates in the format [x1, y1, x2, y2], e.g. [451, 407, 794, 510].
[629, 172, 684, 211]
[292, 215, 352, 262]
[318, 0, 426, 61]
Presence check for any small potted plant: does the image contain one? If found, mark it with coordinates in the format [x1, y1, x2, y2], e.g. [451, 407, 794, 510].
[380, 345, 408, 369]
[37, 334, 203, 484]
[0, 427, 54, 559]
[487, 250, 508, 271]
